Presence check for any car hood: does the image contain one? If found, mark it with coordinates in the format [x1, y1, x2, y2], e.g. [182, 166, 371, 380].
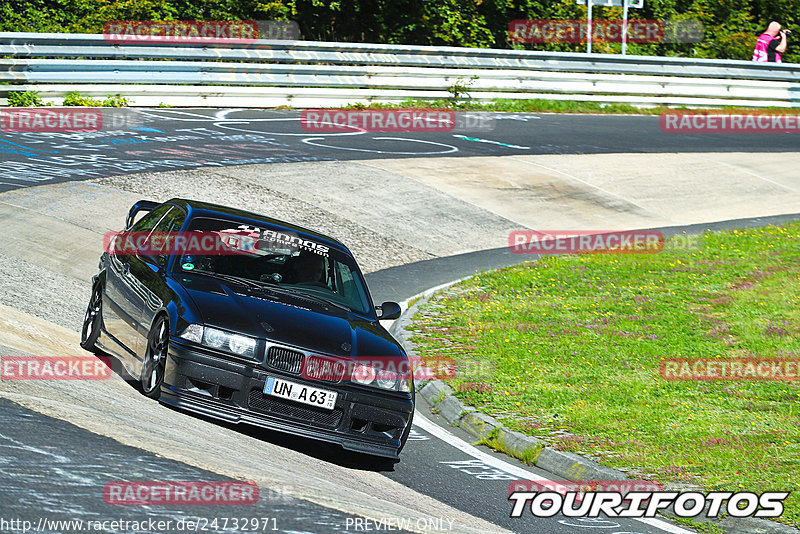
[179, 276, 402, 359]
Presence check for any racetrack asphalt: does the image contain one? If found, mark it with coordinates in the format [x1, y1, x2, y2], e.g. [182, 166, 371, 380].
[1, 107, 798, 193]
[0, 397, 386, 534]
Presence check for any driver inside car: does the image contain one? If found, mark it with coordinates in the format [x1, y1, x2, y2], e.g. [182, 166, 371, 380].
[289, 252, 326, 285]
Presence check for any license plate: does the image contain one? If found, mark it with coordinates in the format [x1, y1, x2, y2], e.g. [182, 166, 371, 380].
[263, 376, 337, 411]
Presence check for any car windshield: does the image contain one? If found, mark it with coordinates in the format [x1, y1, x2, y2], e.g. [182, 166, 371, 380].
[176, 216, 373, 315]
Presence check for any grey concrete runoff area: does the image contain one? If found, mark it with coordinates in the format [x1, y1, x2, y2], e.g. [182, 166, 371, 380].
[0, 121, 799, 534]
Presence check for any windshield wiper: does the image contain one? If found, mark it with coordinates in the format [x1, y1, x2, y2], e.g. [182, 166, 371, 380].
[253, 282, 352, 312]
[188, 271, 352, 312]
[190, 270, 277, 293]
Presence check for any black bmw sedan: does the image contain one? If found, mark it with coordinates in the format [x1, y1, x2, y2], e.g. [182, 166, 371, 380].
[80, 198, 414, 460]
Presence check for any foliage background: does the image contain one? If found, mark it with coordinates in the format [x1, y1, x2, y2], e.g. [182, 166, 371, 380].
[0, 0, 797, 62]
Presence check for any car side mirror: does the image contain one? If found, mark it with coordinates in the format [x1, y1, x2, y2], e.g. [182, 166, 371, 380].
[377, 301, 401, 321]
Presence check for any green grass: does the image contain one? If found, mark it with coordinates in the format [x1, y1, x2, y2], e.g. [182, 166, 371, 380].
[475, 429, 544, 465]
[672, 517, 725, 534]
[342, 98, 800, 115]
[410, 223, 800, 526]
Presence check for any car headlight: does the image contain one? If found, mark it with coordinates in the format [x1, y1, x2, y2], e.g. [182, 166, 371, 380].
[178, 324, 256, 358]
[204, 328, 227, 349]
[228, 333, 256, 356]
[375, 369, 398, 390]
[352, 363, 376, 385]
[351, 362, 410, 392]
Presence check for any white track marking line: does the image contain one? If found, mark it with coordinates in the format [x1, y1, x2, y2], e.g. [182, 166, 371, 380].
[413, 411, 695, 534]
[633, 517, 698, 534]
[214, 121, 365, 137]
[301, 137, 459, 155]
[452, 134, 531, 150]
[133, 109, 224, 121]
[510, 158, 677, 224]
[215, 109, 244, 120]
[133, 109, 310, 124]
[414, 411, 552, 482]
[703, 158, 800, 193]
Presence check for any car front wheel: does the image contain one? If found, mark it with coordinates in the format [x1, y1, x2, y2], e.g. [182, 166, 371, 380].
[80, 284, 102, 352]
[141, 316, 169, 400]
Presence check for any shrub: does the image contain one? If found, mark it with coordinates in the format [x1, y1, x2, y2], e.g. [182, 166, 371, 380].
[8, 90, 44, 107]
[712, 31, 758, 60]
[62, 91, 102, 106]
[102, 94, 129, 107]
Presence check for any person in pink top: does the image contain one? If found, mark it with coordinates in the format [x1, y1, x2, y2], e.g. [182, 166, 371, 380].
[753, 21, 790, 63]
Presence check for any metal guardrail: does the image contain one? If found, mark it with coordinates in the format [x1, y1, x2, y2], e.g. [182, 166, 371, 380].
[1, 32, 798, 108]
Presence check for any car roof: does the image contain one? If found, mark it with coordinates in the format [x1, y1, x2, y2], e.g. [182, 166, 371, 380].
[168, 198, 352, 254]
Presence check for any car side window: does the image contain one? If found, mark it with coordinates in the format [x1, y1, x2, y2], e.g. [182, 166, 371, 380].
[110, 205, 171, 258]
[336, 261, 364, 309]
[139, 206, 187, 263]
[337, 262, 353, 294]
[130, 205, 171, 233]
[153, 206, 186, 233]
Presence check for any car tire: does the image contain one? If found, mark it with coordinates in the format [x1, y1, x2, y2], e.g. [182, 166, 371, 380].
[396, 407, 414, 455]
[79, 284, 103, 353]
[141, 316, 169, 400]
[374, 456, 400, 470]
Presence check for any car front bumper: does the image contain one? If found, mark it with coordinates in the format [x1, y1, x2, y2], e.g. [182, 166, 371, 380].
[161, 339, 414, 458]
